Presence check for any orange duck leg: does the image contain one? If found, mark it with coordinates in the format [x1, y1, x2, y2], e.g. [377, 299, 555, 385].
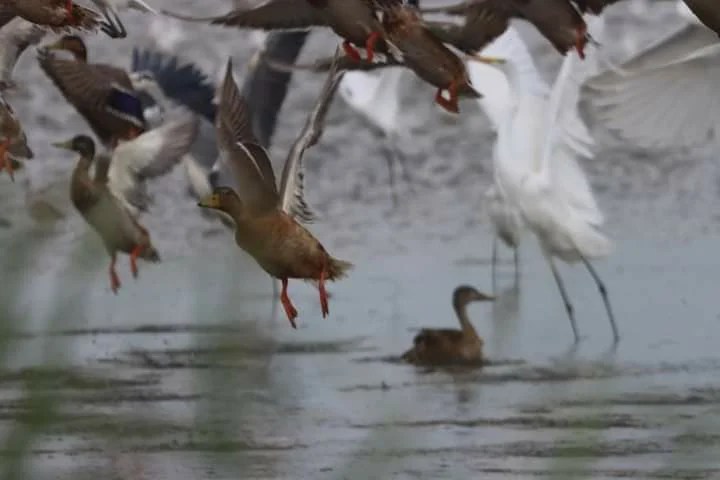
[342, 40, 362, 62]
[129, 244, 144, 278]
[109, 253, 121, 294]
[0, 140, 13, 182]
[319, 268, 329, 318]
[364, 31, 381, 63]
[280, 278, 299, 328]
[434, 80, 459, 114]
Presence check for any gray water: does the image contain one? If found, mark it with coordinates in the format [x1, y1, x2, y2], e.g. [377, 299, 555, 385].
[1, 1, 720, 478]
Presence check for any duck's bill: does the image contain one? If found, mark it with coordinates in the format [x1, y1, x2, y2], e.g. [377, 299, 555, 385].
[51, 140, 74, 150]
[197, 194, 221, 209]
[468, 55, 506, 65]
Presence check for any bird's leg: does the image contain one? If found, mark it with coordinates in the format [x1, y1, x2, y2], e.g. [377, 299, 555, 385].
[513, 247, 520, 285]
[0, 140, 13, 182]
[364, 31, 381, 63]
[342, 40, 362, 62]
[575, 24, 587, 60]
[129, 245, 144, 279]
[434, 80, 459, 114]
[319, 268, 329, 318]
[580, 256, 619, 343]
[280, 278, 298, 328]
[491, 236, 498, 294]
[109, 253, 121, 294]
[548, 257, 579, 342]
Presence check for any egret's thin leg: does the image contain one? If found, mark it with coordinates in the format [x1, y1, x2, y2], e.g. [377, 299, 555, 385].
[580, 256, 619, 343]
[513, 247, 520, 285]
[548, 257, 579, 342]
[491, 236, 498, 294]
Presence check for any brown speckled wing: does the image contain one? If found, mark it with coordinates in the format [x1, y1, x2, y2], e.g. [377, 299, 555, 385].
[38, 50, 139, 145]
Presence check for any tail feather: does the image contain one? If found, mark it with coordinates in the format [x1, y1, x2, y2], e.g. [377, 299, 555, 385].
[326, 257, 353, 281]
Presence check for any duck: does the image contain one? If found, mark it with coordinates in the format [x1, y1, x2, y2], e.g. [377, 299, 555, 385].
[380, 3, 484, 113]
[197, 56, 352, 328]
[0, 17, 46, 90]
[52, 135, 161, 294]
[401, 286, 494, 366]
[422, 0, 590, 59]
[37, 35, 145, 149]
[162, 0, 390, 63]
[0, 0, 100, 32]
[0, 94, 33, 181]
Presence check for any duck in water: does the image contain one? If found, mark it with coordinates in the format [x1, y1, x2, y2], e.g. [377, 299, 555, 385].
[402, 285, 494, 366]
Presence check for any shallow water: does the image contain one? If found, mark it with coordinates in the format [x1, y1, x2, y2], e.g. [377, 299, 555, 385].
[2, 0, 720, 479]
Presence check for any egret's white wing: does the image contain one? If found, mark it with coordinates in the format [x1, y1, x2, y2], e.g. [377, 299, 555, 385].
[109, 109, 199, 214]
[0, 18, 45, 89]
[339, 67, 405, 135]
[583, 37, 720, 149]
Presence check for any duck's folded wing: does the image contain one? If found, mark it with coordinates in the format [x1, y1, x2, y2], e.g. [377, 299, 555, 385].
[0, 18, 45, 88]
[425, 1, 512, 54]
[108, 110, 199, 213]
[164, 0, 327, 30]
[581, 32, 720, 149]
[215, 59, 279, 213]
[279, 49, 345, 222]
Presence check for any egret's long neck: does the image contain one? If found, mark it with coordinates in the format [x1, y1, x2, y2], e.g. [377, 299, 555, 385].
[454, 302, 479, 339]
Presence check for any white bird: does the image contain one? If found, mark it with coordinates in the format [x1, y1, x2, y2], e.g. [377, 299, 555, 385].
[0, 18, 45, 90]
[476, 21, 618, 342]
[338, 67, 413, 205]
[582, 1, 720, 150]
[88, 0, 157, 38]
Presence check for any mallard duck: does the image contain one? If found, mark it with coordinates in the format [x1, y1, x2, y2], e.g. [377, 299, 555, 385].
[0, 0, 100, 32]
[52, 135, 163, 293]
[0, 18, 46, 90]
[401, 286, 494, 366]
[423, 0, 590, 59]
[198, 56, 352, 328]
[380, 3, 483, 113]
[0, 94, 33, 181]
[162, 0, 390, 62]
[38, 35, 145, 149]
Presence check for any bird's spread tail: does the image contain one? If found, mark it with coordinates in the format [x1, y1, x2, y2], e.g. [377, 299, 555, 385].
[326, 257, 353, 281]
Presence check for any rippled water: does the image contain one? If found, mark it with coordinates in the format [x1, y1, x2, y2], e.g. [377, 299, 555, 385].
[2, 1, 720, 479]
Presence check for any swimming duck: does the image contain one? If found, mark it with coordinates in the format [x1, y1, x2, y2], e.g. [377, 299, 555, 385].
[401, 286, 494, 366]
[0, 0, 100, 32]
[53, 135, 162, 293]
[163, 0, 390, 63]
[197, 56, 352, 328]
[423, 0, 590, 59]
[38, 35, 145, 149]
[0, 94, 33, 181]
[0, 18, 46, 90]
[380, 3, 483, 113]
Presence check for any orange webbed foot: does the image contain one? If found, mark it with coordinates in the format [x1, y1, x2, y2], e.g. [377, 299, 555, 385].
[109, 254, 121, 294]
[129, 245, 143, 279]
[364, 31, 381, 63]
[280, 278, 299, 328]
[342, 40, 362, 62]
[319, 268, 329, 318]
[434, 82, 459, 114]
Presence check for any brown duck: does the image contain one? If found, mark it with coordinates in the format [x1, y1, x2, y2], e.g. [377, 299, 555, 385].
[198, 57, 352, 328]
[0, 94, 33, 181]
[163, 0, 392, 63]
[0, 0, 100, 32]
[53, 135, 160, 293]
[401, 286, 494, 366]
[38, 35, 145, 149]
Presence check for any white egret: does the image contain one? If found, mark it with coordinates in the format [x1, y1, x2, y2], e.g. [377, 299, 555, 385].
[473, 21, 618, 342]
[582, 1, 720, 150]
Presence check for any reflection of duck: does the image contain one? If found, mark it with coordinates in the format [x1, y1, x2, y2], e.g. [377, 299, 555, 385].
[402, 286, 494, 365]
